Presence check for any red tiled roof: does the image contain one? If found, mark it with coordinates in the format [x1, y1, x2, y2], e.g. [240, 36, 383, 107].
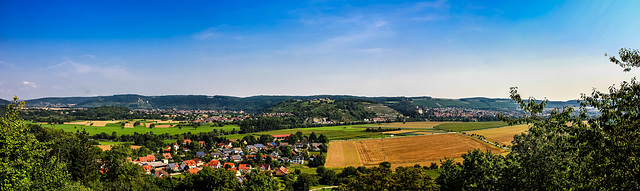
[142, 165, 152, 172]
[238, 164, 251, 171]
[188, 168, 199, 174]
[184, 160, 196, 167]
[273, 134, 291, 138]
[208, 160, 220, 167]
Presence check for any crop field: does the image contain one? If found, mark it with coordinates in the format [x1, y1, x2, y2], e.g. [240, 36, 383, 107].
[326, 133, 504, 168]
[434, 121, 508, 132]
[96, 145, 142, 151]
[369, 121, 452, 129]
[325, 141, 363, 167]
[381, 129, 446, 136]
[471, 124, 530, 146]
[65, 120, 120, 127]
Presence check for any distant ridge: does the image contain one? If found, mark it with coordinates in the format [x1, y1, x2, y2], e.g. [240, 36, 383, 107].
[21, 94, 580, 114]
[0, 98, 9, 105]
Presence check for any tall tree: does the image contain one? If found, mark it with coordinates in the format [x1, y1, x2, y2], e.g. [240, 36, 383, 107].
[0, 97, 71, 190]
[241, 172, 279, 191]
[436, 48, 640, 190]
[180, 167, 239, 191]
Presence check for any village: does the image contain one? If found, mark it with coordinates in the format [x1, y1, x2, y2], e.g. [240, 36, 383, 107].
[122, 133, 328, 181]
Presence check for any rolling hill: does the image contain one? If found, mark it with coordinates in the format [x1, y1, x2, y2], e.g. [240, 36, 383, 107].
[19, 94, 581, 114]
[266, 99, 401, 122]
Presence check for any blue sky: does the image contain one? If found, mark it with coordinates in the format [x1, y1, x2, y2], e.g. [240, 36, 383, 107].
[1, 0, 639, 100]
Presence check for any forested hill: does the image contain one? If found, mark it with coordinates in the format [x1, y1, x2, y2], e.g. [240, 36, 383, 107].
[266, 99, 401, 122]
[19, 94, 581, 114]
[21, 94, 367, 113]
[0, 98, 9, 106]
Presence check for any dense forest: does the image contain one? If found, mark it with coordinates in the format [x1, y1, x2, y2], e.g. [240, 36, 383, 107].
[267, 99, 380, 122]
[19, 106, 165, 124]
[239, 99, 396, 134]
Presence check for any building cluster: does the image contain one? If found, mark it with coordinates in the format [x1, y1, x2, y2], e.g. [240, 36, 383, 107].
[121, 134, 326, 179]
[420, 107, 502, 118]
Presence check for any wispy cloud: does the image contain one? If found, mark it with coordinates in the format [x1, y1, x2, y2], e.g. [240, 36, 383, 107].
[193, 25, 237, 40]
[0, 61, 17, 68]
[44, 62, 68, 70]
[44, 59, 133, 81]
[22, 81, 37, 88]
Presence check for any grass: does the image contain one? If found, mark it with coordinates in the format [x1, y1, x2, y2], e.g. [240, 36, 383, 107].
[163, 139, 177, 144]
[39, 123, 241, 136]
[223, 125, 382, 140]
[424, 169, 440, 179]
[433, 121, 508, 132]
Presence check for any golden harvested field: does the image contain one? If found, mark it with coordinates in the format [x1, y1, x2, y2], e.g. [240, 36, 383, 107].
[382, 130, 444, 135]
[355, 134, 503, 165]
[326, 133, 504, 168]
[325, 141, 364, 168]
[373, 121, 452, 129]
[385, 157, 466, 169]
[472, 124, 530, 146]
[382, 130, 421, 134]
[96, 145, 142, 151]
[65, 120, 119, 127]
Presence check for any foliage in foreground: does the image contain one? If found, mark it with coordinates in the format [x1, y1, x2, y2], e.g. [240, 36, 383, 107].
[436, 48, 640, 190]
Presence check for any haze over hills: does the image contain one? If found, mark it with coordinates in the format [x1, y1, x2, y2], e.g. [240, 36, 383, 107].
[18, 94, 580, 113]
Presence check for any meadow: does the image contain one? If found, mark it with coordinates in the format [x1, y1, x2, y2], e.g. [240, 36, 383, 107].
[223, 125, 386, 140]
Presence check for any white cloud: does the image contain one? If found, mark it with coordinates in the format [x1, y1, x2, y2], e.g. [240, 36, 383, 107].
[22, 81, 37, 88]
[44, 62, 68, 70]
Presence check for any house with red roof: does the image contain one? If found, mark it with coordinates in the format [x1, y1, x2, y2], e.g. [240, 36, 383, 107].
[181, 160, 197, 170]
[142, 164, 152, 173]
[134, 154, 155, 163]
[162, 153, 172, 159]
[238, 164, 251, 173]
[183, 139, 192, 145]
[223, 162, 235, 169]
[257, 164, 270, 171]
[273, 134, 291, 141]
[275, 166, 288, 176]
[188, 168, 199, 174]
[207, 160, 221, 168]
[154, 169, 169, 179]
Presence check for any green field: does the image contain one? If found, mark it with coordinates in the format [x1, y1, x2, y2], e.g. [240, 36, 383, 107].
[223, 125, 386, 140]
[433, 121, 508, 132]
[42, 121, 509, 141]
[39, 123, 240, 136]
